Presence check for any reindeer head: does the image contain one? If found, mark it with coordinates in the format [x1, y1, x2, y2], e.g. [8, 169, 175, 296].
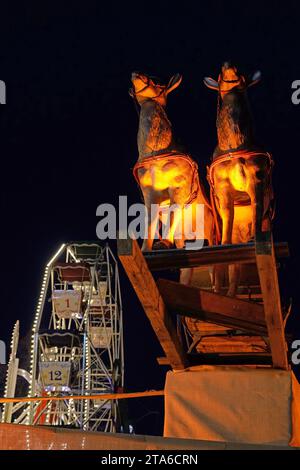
[204, 62, 261, 98]
[129, 72, 182, 106]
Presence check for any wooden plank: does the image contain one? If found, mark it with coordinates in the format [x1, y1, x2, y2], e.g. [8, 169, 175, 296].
[157, 279, 267, 335]
[117, 238, 188, 370]
[144, 241, 289, 271]
[157, 357, 170, 365]
[255, 232, 288, 370]
[184, 320, 233, 335]
[193, 336, 269, 354]
[188, 354, 272, 366]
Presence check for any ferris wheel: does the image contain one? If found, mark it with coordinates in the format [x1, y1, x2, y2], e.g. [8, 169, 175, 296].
[2, 242, 124, 432]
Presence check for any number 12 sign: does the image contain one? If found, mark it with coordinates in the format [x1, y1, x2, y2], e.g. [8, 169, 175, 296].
[39, 361, 71, 388]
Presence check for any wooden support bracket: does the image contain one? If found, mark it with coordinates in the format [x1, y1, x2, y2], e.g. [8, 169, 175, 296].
[255, 232, 288, 370]
[117, 238, 188, 370]
[157, 279, 267, 336]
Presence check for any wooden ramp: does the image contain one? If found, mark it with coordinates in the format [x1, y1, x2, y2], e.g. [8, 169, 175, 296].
[117, 234, 289, 370]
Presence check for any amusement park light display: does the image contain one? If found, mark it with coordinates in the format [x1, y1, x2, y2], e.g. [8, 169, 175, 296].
[27, 243, 66, 423]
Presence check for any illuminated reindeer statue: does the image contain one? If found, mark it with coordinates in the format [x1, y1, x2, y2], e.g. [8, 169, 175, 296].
[204, 62, 274, 296]
[130, 72, 214, 252]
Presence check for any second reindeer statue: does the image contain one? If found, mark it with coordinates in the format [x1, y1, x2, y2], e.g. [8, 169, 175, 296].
[204, 62, 274, 296]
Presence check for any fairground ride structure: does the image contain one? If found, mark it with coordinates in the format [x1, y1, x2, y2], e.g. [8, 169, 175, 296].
[2, 242, 124, 432]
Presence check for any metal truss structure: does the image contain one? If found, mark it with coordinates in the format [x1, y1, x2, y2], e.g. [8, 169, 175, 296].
[2, 242, 124, 432]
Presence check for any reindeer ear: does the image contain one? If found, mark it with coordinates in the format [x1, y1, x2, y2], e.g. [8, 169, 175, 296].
[248, 70, 261, 87]
[166, 73, 182, 94]
[203, 77, 219, 91]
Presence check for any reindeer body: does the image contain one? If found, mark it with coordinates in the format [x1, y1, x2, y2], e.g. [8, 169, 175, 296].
[215, 90, 254, 156]
[131, 72, 214, 251]
[205, 63, 274, 296]
[137, 100, 174, 158]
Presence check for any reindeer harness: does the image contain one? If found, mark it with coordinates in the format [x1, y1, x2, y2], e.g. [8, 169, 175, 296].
[207, 149, 274, 243]
[133, 151, 211, 208]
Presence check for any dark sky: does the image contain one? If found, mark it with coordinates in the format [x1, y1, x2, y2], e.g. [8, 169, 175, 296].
[1, 3, 300, 434]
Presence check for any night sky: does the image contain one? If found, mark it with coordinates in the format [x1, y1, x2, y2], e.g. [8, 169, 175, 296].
[1, 3, 300, 435]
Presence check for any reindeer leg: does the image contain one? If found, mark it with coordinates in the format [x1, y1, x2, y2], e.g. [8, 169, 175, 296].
[140, 188, 159, 252]
[163, 204, 184, 248]
[226, 178, 265, 296]
[227, 264, 241, 297]
[166, 186, 190, 249]
[217, 187, 233, 245]
[248, 178, 265, 239]
[216, 185, 236, 295]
